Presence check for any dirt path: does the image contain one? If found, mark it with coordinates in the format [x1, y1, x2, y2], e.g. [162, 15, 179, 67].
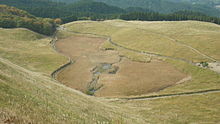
[165, 36, 217, 62]
[0, 57, 42, 77]
[137, 28, 218, 62]
[62, 27, 195, 65]
[119, 89, 220, 101]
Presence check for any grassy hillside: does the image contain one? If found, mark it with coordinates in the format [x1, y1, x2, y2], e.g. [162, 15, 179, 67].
[0, 28, 67, 74]
[0, 56, 144, 123]
[0, 21, 220, 123]
[0, 28, 146, 123]
[1, 58, 150, 123]
[1, 52, 220, 123]
[65, 20, 220, 62]
[64, 20, 220, 93]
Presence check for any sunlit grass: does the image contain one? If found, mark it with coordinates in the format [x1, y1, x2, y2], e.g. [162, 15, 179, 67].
[0, 28, 68, 75]
[0, 21, 220, 123]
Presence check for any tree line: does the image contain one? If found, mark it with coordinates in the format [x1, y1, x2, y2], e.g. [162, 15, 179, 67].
[1, 2, 220, 36]
[1, 0, 220, 25]
[0, 5, 58, 35]
[119, 11, 220, 25]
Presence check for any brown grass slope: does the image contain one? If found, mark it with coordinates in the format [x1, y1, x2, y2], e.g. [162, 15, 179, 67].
[0, 23, 220, 123]
[0, 28, 147, 123]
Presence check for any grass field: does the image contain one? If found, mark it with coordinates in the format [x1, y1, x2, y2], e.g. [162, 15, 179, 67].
[0, 20, 220, 123]
[65, 20, 220, 62]
[0, 28, 146, 123]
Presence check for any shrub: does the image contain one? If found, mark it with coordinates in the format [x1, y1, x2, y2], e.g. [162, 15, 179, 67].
[200, 61, 209, 68]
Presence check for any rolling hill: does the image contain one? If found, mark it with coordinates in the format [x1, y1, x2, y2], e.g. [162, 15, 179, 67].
[49, 0, 220, 17]
[1, 20, 220, 123]
[0, 2, 220, 123]
[94, 0, 220, 17]
[168, 0, 220, 11]
[0, 28, 141, 123]
[2, 0, 220, 18]
[169, 0, 220, 6]
[64, 20, 220, 96]
[0, 0, 125, 18]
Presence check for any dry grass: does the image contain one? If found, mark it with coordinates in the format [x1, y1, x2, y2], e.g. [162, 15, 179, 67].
[102, 41, 152, 63]
[0, 57, 147, 123]
[55, 33, 186, 97]
[119, 92, 220, 123]
[1, 21, 220, 123]
[96, 58, 187, 97]
[0, 28, 147, 123]
[65, 20, 220, 94]
[0, 28, 67, 75]
[66, 20, 220, 62]
[1, 58, 219, 123]
[55, 34, 119, 93]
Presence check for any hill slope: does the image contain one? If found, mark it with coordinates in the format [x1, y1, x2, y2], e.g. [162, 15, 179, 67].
[0, 0, 124, 18]
[50, 0, 220, 17]
[169, 0, 220, 6]
[0, 21, 220, 123]
[94, 0, 220, 17]
[0, 28, 145, 123]
[66, 0, 124, 14]
[0, 5, 56, 35]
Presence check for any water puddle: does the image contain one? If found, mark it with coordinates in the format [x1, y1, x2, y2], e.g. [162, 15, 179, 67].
[93, 63, 119, 75]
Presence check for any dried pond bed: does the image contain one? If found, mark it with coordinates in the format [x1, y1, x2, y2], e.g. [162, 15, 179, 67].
[55, 34, 188, 97]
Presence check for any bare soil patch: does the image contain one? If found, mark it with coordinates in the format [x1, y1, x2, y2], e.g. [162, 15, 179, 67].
[55, 34, 188, 97]
[208, 62, 220, 74]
